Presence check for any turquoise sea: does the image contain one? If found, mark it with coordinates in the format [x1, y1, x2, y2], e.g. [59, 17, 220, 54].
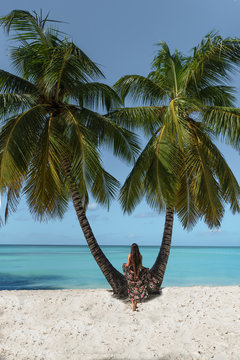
[0, 245, 239, 290]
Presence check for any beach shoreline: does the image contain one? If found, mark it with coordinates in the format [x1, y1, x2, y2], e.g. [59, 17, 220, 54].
[0, 286, 239, 359]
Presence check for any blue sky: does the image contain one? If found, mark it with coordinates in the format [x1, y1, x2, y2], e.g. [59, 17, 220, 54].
[0, 0, 240, 246]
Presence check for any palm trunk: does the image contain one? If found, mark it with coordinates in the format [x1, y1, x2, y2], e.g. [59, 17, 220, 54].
[150, 207, 174, 292]
[62, 158, 128, 297]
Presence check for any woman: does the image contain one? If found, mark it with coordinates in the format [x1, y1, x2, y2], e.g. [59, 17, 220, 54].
[122, 243, 157, 311]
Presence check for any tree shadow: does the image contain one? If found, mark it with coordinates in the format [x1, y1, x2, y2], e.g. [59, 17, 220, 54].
[142, 288, 163, 303]
[107, 288, 163, 303]
[98, 355, 193, 360]
[0, 272, 67, 290]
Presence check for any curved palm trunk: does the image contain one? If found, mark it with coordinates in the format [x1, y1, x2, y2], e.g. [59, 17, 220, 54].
[62, 159, 128, 297]
[150, 207, 174, 292]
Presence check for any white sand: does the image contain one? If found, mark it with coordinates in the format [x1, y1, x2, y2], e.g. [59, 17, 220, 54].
[0, 286, 239, 360]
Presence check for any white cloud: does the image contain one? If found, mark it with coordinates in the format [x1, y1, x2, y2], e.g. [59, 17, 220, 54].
[87, 215, 99, 222]
[129, 233, 136, 238]
[87, 214, 110, 222]
[15, 215, 29, 222]
[87, 203, 98, 211]
[134, 212, 159, 219]
[198, 228, 223, 236]
[211, 228, 222, 233]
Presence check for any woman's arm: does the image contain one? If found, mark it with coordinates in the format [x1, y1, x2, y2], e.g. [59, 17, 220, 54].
[139, 255, 148, 270]
[126, 254, 131, 267]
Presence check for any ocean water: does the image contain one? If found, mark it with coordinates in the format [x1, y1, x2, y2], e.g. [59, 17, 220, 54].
[0, 245, 239, 290]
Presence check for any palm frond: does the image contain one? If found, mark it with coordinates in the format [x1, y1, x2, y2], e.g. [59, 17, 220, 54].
[108, 106, 166, 135]
[183, 32, 240, 90]
[67, 41, 104, 79]
[195, 85, 235, 107]
[4, 182, 21, 224]
[73, 82, 122, 112]
[150, 42, 187, 97]
[185, 123, 224, 228]
[174, 149, 201, 229]
[120, 132, 174, 213]
[62, 108, 120, 207]
[191, 125, 240, 213]
[0, 105, 48, 186]
[119, 137, 154, 214]
[114, 75, 168, 104]
[0, 70, 37, 94]
[201, 106, 240, 147]
[10, 41, 56, 81]
[175, 173, 201, 229]
[0, 93, 37, 119]
[144, 126, 176, 211]
[0, 9, 63, 43]
[73, 107, 140, 163]
[91, 167, 120, 209]
[40, 41, 105, 98]
[23, 115, 69, 220]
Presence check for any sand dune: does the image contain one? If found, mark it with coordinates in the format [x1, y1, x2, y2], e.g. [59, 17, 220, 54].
[0, 286, 239, 359]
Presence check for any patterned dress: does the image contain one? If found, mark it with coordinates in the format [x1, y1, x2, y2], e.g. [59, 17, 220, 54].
[122, 263, 158, 301]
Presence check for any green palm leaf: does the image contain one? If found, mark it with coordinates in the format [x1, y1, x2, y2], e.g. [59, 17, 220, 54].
[108, 106, 166, 135]
[202, 106, 240, 147]
[114, 75, 168, 104]
[76, 108, 140, 162]
[120, 132, 175, 213]
[0, 70, 37, 94]
[23, 116, 69, 220]
[0, 93, 37, 118]
[115, 33, 240, 231]
[0, 9, 63, 42]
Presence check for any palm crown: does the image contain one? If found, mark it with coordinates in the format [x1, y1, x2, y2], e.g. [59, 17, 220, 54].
[113, 34, 240, 229]
[0, 10, 139, 224]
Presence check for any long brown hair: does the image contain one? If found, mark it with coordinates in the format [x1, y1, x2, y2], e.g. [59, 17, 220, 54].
[130, 243, 141, 280]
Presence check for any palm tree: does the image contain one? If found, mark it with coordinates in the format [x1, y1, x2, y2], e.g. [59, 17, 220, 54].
[112, 34, 240, 291]
[0, 10, 139, 296]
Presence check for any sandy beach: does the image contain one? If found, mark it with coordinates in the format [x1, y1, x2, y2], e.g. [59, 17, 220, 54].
[0, 286, 239, 360]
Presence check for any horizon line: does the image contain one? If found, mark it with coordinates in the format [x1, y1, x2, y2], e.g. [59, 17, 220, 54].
[0, 244, 240, 248]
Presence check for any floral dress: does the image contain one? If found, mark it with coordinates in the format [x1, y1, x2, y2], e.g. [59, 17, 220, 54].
[122, 263, 158, 302]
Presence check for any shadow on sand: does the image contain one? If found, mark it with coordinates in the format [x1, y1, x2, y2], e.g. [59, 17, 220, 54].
[0, 272, 66, 290]
[107, 288, 163, 303]
[98, 355, 193, 360]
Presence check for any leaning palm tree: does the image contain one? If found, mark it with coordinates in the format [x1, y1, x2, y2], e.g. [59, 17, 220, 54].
[112, 35, 240, 291]
[0, 10, 139, 296]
